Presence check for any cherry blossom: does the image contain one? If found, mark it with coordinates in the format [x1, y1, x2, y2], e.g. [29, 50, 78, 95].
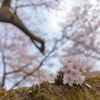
[59, 55, 86, 86]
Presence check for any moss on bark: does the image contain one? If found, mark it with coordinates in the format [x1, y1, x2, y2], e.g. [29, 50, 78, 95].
[0, 76, 100, 100]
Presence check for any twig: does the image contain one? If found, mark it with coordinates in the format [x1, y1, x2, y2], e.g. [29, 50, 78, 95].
[6, 63, 32, 75]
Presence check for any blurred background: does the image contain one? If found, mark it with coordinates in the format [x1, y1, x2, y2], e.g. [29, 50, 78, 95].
[0, 0, 100, 90]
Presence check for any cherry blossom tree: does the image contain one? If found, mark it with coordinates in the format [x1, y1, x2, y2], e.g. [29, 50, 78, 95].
[61, 0, 100, 77]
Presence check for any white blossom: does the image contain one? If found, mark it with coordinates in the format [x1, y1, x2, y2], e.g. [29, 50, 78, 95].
[59, 55, 86, 86]
[71, 70, 81, 79]
[64, 76, 74, 86]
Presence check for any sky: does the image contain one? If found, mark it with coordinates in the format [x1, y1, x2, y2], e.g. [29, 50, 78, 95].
[48, 0, 96, 32]
[47, 0, 84, 32]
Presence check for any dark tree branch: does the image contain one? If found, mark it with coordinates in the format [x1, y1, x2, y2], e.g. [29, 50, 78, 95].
[0, 2, 45, 53]
[16, 3, 46, 9]
[1, 51, 6, 87]
[2, 0, 11, 8]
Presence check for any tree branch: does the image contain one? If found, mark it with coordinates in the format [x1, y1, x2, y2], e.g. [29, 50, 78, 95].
[16, 3, 46, 9]
[2, 0, 11, 8]
[6, 63, 32, 75]
[0, 5, 45, 53]
[1, 51, 6, 87]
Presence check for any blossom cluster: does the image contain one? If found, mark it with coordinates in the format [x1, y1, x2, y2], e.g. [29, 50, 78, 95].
[60, 55, 86, 86]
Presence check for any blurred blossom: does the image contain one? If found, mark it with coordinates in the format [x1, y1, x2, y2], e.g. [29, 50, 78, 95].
[2, 86, 7, 91]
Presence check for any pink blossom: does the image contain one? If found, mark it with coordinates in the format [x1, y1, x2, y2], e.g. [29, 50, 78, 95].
[64, 76, 74, 86]
[59, 55, 86, 86]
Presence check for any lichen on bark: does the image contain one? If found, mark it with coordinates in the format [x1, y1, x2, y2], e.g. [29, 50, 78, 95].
[0, 76, 100, 100]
